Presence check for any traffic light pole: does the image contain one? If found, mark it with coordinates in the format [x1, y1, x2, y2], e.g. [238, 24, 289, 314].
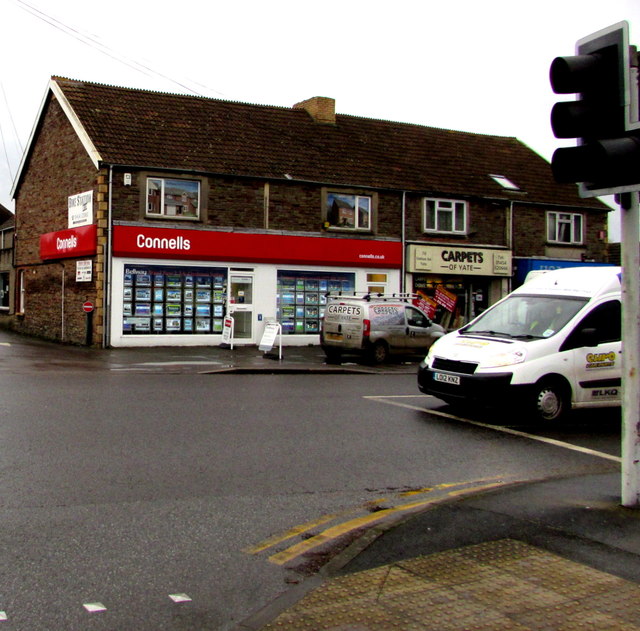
[621, 190, 640, 507]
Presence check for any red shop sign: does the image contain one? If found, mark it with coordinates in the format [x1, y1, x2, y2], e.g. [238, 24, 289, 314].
[112, 225, 402, 269]
[435, 285, 458, 313]
[40, 224, 98, 261]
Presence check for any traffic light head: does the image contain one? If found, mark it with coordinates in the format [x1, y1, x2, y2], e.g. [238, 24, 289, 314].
[549, 21, 640, 197]
[550, 51, 623, 140]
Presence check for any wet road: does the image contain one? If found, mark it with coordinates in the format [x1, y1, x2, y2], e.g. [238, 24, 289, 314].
[0, 330, 620, 629]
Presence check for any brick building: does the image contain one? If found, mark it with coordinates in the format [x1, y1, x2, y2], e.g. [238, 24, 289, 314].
[0, 203, 14, 320]
[7, 77, 610, 347]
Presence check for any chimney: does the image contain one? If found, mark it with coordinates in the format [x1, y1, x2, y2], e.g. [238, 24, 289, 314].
[293, 96, 336, 124]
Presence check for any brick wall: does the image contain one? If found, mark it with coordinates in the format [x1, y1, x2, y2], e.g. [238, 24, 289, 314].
[404, 196, 508, 246]
[512, 204, 608, 260]
[12, 96, 101, 345]
[108, 172, 404, 238]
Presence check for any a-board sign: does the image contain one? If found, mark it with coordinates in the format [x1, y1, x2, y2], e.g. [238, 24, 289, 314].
[259, 321, 280, 352]
[221, 316, 234, 346]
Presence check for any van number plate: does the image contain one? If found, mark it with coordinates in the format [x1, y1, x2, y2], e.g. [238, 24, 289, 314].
[325, 332, 343, 341]
[434, 372, 460, 385]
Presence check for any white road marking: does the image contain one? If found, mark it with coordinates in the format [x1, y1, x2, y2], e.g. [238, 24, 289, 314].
[83, 602, 107, 613]
[0, 611, 7, 621]
[365, 394, 621, 463]
[169, 594, 192, 603]
[137, 361, 225, 367]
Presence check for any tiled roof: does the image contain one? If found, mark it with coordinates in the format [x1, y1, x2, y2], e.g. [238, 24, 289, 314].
[52, 77, 606, 209]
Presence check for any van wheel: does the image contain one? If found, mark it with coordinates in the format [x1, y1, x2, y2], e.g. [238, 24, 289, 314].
[532, 378, 569, 422]
[369, 341, 389, 364]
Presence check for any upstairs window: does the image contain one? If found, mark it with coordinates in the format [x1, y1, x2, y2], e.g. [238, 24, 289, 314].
[547, 211, 583, 244]
[147, 178, 200, 219]
[326, 192, 371, 230]
[423, 199, 467, 234]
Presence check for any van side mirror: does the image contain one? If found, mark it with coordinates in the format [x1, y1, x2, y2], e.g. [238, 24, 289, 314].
[579, 327, 598, 347]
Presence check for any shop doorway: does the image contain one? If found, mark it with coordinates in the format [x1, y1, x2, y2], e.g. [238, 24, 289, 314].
[229, 273, 254, 340]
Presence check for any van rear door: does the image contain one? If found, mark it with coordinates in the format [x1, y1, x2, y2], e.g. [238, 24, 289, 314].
[323, 302, 364, 346]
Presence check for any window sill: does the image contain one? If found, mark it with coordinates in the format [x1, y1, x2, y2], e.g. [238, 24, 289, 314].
[423, 231, 467, 237]
[325, 227, 373, 235]
[145, 215, 200, 221]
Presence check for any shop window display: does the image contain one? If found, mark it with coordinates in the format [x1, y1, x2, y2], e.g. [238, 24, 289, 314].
[413, 275, 489, 330]
[277, 271, 355, 334]
[123, 265, 226, 334]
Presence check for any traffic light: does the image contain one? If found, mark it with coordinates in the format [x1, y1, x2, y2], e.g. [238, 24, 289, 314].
[549, 21, 640, 197]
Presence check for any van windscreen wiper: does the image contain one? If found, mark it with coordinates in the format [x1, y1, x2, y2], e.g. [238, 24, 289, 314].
[460, 329, 513, 338]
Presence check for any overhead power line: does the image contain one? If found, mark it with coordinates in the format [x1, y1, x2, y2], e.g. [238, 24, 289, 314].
[10, 0, 225, 98]
[0, 82, 23, 155]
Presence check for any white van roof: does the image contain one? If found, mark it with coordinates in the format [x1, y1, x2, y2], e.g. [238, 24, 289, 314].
[513, 266, 621, 299]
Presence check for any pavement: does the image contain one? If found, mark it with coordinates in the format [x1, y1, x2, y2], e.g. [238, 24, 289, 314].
[236, 472, 640, 631]
[2, 328, 640, 630]
[0, 327, 417, 375]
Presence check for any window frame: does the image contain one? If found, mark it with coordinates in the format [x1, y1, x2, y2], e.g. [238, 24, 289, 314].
[547, 211, 584, 245]
[423, 198, 467, 234]
[17, 269, 25, 315]
[322, 189, 376, 232]
[0, 271, 9, 310]
[143, 175, 204, 221]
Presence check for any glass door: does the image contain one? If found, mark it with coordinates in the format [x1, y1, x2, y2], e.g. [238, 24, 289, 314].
[229, 273, 254, 340]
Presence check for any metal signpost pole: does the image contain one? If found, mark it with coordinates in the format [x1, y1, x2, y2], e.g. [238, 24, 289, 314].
[621, 41, 640, 507]
[621, 190, 640, 507]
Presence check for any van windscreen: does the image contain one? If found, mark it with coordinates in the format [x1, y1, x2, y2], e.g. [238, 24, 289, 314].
[461, 295, 588, 340]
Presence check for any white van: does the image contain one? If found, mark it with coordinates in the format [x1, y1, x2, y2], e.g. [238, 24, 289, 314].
[321, 294, 444, 363]
[418, 266, 621, 421]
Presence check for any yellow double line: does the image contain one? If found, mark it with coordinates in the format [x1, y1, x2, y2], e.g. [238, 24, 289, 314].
[245, 476, 510, 567]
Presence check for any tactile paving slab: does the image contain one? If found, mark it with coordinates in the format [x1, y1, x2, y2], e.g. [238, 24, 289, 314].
[260, 539, 640, 630]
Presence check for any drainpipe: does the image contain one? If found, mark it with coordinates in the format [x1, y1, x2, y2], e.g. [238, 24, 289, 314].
[103, 165, 113, 348]
[507, 201, 514, 293]
[60, 262, 65, 342]
[401, 192, 406, 293]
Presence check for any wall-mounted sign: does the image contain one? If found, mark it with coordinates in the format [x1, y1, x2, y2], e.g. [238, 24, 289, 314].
[76, 260, 93, 282]
[112, 225, 402, 269]
[40, 224, 97, 260]
[408, 244, 512, 277]
[68, 190, 94, 228]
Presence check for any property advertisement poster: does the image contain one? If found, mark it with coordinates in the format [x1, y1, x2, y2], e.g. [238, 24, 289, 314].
[68, 190, 93, 228]
[414, 290, 437, 319]
[435, 285, 458, 312]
